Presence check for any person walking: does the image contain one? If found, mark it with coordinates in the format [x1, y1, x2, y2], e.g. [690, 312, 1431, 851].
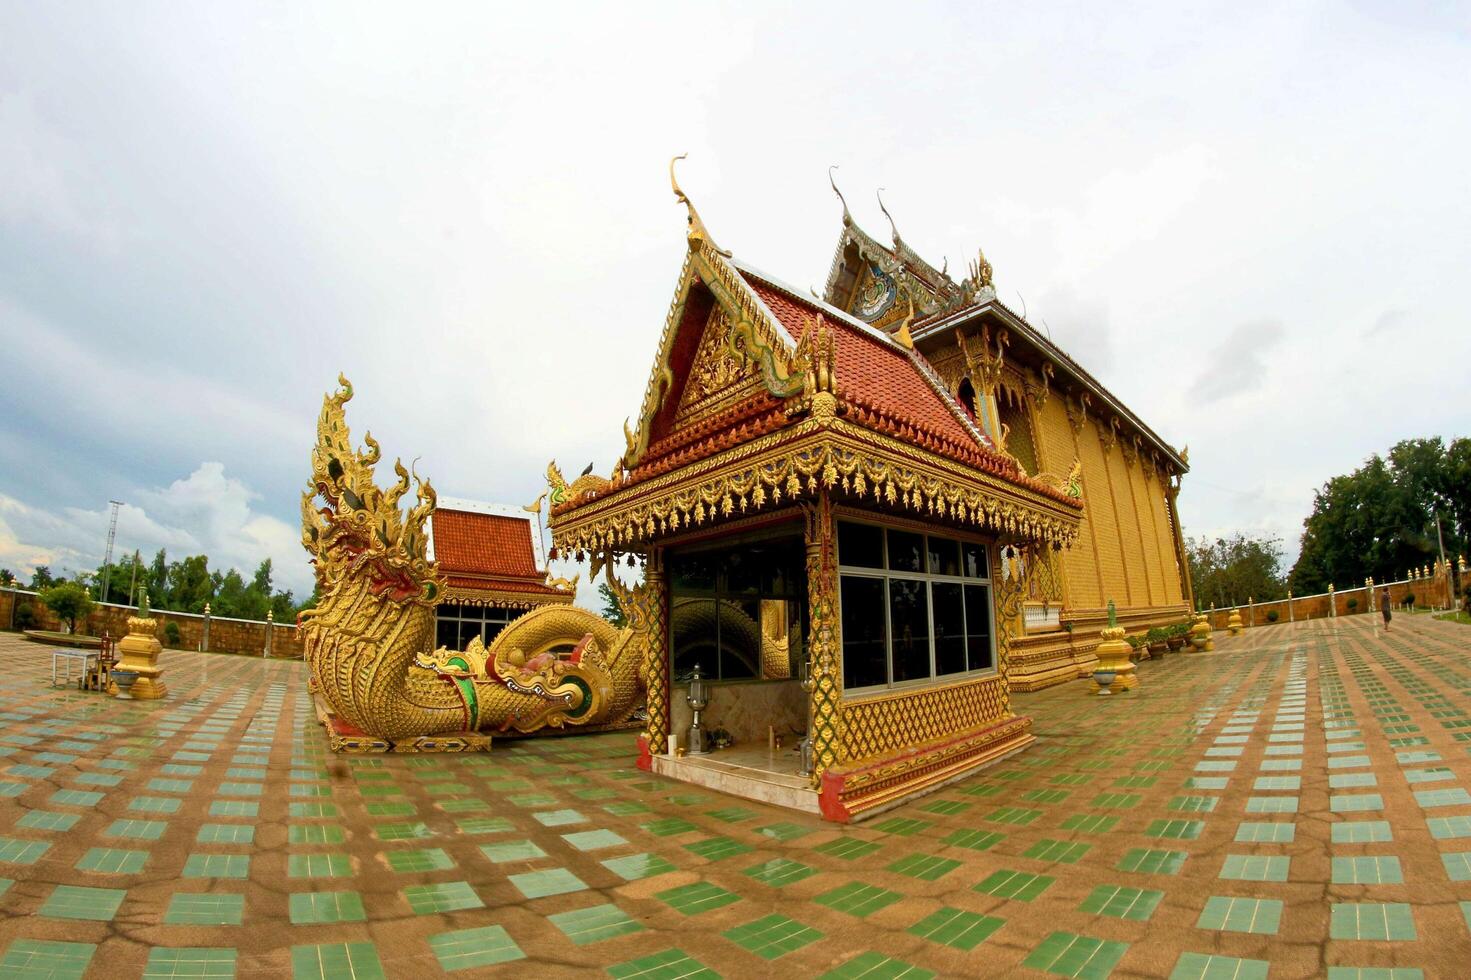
[1380, 587, 1392, 632]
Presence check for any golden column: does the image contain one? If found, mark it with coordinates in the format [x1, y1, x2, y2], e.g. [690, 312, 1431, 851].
[1092, 600, 1136, 692]
[804, 491, 844, 787]
[113, 589, 168, 700]
[640, 551, 670, 756]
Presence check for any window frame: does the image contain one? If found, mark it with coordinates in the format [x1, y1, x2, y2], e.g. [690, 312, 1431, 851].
[836, 517, 998, 697]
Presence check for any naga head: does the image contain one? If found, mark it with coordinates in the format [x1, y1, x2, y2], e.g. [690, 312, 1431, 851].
[301, 375, 440, 608]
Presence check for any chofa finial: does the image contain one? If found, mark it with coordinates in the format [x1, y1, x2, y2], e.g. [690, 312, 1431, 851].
[669, 154, 730, 257]
[876, 188, 902, 248]
[828, 166, 852, 227]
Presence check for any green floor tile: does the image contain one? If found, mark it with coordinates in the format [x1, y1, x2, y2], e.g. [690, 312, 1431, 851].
[602, 852, 677, 881]
[385, 847, 454, 872]
[819, 951, 935, 980]
[1219, 855, 1289, 882]
[974, 869, 1055, 901]
[1235, 822, 1294, 843]
[908, 906, 1004, 950]
[480, 839, 547, 863]
[1196, 896, 1282, 934]
[403, 880, 483, 915]
[1079, 884, 1164, 921]
[724, 913, 822, 959]
[197, 824, 255, 844]
[657, 880, 741, 915]
[1170, 952, 1269, 979]
[509, 867, 587, 899]
[289, 891, 366, 925]
[75, 847, 148, 874]
[290, 942, 385, 980]
[287, 853, 349, 878]
[1024, 839, 1091, 864]
[165, 893, 244, 925]
[814, 837, 881, 860]
[1330, 903, 1416, 940]
[0, 939, 96, 980]
[1022, 930, 1128, 979]
[1333, 856, 1404, 885]
[40, 884, 126, 921]
[607, 948, 718, 979]
[428, 925, 524, 970]
[550, 903, 644, 945]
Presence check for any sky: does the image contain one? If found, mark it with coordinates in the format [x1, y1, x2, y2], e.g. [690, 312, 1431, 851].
[1, 1, 1468, 607]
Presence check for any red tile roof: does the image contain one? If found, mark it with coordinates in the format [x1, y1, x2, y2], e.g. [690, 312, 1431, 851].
[432, 510, 540, 579]
[444, 575, 569, 596]
[746, 276, 998, 466]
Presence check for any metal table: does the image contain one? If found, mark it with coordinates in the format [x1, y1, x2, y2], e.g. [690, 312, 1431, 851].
[51, 649, 98, 688]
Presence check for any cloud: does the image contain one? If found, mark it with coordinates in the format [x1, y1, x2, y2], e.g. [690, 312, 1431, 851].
[0, 463, 309, 595]
[1364, 308, 1410, 338]
[1192, 319, 1287, 404]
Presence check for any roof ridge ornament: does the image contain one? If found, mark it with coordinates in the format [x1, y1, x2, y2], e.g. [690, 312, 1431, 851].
[670, 154, 731, 257]
[828, 166, 852, 227]
[876, 188, 902, 250]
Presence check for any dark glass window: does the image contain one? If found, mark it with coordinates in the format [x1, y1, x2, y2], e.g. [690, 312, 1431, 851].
[838, 522, 884, 569]
[887, 530, 925, 573]
[836, 521, 996, 691]
[965, 584, 994, 671]
[670, 533, 806, 682]
[933, 583, 967, 676]
[672, 597, 720, 679]
[888, 578, 930, 683]
[840, 576, 888, 689]
[671, 552, 717, 592]
[718, 599, 761, 679]
[962, 542, 989, 579]
[436, 620, 457, 650]
[928, 538, 961, 577]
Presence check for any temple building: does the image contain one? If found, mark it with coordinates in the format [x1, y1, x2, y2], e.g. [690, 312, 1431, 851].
[823, 188, 1193, 690]
[546, 167, 1189, 820]
[427, 497, 574, 650]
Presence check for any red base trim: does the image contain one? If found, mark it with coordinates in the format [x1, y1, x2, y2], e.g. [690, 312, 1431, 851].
[635, 733, 653, 771]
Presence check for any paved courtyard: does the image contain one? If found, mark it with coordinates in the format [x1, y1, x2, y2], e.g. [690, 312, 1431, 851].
[0, 617, 1469, 978]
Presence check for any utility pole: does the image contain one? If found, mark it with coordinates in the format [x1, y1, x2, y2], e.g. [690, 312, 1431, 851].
[101, 501, 122, 603]
[1435, 510, 1449, 610]
[128, 550, 141, 606]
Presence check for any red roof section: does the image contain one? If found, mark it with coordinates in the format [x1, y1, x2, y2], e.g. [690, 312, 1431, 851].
[444, 575, 569, 597]
[747, 277, 994, 464]
[432, 510, 540, 579]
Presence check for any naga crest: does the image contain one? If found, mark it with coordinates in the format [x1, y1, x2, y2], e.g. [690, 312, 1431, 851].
[300, 375, 440, 607]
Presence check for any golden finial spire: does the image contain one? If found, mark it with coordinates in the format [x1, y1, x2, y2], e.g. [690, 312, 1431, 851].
[669, 154, 730, 256]
[829, 165, 852, 227]
[876, 188, 902, 249]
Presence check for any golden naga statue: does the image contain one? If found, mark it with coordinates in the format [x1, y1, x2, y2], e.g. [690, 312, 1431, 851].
[298, 376, 650, 748]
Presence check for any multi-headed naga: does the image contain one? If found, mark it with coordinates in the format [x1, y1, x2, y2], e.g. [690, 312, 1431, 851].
[298, 376, 649, 748]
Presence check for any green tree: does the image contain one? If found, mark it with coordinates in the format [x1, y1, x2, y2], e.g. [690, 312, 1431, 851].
[0, 569, 14, 587]
[166, 555, 214, 613]
[29, 566, 56, 590]
[1290, 437, 1470, 593]
[147, 550, 168, 603]
[598, 582, 626, 628]
[1188, 533, 1287, 609]
[40, 581, 95, 634]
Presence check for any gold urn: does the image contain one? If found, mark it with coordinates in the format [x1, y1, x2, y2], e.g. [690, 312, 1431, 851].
[1189, 614, 1211, 651]
[1226, 608, 1244, 636]
[1092, 625, 1137, 693]
[112, 614, 168, 700]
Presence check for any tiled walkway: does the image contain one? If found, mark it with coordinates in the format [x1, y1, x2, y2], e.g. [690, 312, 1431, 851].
[0, 616, 1468, 978]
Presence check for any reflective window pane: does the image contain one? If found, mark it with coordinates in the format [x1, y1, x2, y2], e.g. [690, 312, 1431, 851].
[887, 530, 925, 573]
[965, 584, 994, 672]
[933, 583, 967, 675]
[963, 542, 989, 579]
[888, 577, 931, 682]
[928, 538, 962, 577]
[838, 522, 884, 569]
[841, 576, 888, 689]
[672, 597, 720, 679]
[718, 599, 760, 679]
[671, 552, 717, 592]
[758, 599, 795, 679]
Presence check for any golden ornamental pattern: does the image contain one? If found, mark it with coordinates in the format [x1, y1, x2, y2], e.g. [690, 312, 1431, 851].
[841, 675, 1008, 764]
[804, 495, 844, 784]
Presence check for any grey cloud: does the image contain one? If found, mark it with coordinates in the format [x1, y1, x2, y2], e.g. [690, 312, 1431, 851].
[1192, 319, 1286, 404]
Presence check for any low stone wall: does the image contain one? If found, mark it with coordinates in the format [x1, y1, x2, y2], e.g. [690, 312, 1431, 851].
[0, 588, 301, 659]
[1202, 575, 1451, 629]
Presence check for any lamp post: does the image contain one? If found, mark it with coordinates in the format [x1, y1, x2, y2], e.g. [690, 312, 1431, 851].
[686, 664, 709, 756]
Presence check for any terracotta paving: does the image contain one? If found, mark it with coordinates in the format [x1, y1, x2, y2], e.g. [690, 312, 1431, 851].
[0, 616, 1469, 978]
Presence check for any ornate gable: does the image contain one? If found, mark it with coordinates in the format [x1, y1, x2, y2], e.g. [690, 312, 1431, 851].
[673, 305, 763, 426]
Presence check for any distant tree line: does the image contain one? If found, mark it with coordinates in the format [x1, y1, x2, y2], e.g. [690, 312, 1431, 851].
[2, 551, 314, 621]
[1187, 533, 1287, 610]
[1290, 437, 1469, 594]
